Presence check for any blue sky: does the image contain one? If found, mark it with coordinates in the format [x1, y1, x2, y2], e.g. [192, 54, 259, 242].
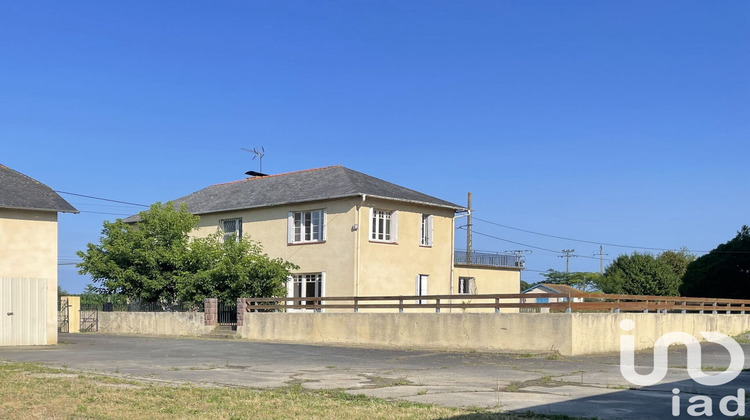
[1, 2, 747, 292]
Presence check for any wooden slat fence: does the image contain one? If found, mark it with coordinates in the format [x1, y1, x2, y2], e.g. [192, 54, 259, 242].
[240, 292, 750, 314]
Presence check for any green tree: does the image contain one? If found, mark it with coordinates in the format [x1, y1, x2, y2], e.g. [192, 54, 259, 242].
[540, 269, 602, 292]
[76, 202, 197, 304]
[57, 285, 69, 296]
[680, 226, 750, 298]
[656, 248, 695, 279]
[76, 202, 297, 305]
[599, 252, 681, 296]
[177, 233, 297, 304]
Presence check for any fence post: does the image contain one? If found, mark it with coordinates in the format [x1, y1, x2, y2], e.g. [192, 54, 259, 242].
[204, 298, 218, 326]
[495, 297, 499, 314]
[436, 298, 440, 314]
[399, 298, 404, 314]
[712, 302, 718, 315]
[354, 297, 358, 313]
[236, 298, 246, 327]
[682, 301, 687, 315]
[643, 300, 649, 313]
[566, 293, 572, 313]
[726, 303, 731, 315]
[742, 303, 746, 315]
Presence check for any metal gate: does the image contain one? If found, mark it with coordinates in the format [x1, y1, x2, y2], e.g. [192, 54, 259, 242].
[80, 306, 98, 332]
[218, 302, 237, 326]
[58, 299, 70, 333]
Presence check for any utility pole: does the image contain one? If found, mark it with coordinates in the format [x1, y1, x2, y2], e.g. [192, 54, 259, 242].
[466, 192, 472, 265]
[593, 245, 609, 274]
[560, 249, 576, 274]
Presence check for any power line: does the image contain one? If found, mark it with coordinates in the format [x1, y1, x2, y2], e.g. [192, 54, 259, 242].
[458, 227, 613, 262]
[473, 216, 689, 252]
[55, 191, 149, 208]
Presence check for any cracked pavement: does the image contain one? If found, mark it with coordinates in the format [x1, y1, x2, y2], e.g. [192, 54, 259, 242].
[1, 334, 749, 419]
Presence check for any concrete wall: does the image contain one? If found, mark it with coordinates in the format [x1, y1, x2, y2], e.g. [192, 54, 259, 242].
[237, 312, 750, 356]
[0, 209, 59, 345]
[98, 312, 212, 336]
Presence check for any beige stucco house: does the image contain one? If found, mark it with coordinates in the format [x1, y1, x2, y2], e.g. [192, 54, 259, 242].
[128, 166, 521, 311]
[0, 164, 78, 345]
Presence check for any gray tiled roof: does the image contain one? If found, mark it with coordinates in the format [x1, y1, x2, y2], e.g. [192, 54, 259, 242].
[0, 164, 79, 213]
[125, 166, 464, 222]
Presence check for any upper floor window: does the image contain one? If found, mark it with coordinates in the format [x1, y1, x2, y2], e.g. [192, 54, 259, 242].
[420, 214, 433, 247]
[288, 209, 325, 244]
[220, 218, 242, 242]
[370, 209, 398, 243]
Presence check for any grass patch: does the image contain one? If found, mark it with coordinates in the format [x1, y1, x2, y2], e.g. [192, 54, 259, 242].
[0, 360, 592, 419]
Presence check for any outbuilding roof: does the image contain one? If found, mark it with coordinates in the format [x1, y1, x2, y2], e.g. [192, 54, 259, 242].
[124, 165, 464, 222]
[522, 283, 584, 295]
[0, 164, 78, 213]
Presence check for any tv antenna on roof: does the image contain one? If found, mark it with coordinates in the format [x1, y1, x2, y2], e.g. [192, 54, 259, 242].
[242, 146, 265, 173]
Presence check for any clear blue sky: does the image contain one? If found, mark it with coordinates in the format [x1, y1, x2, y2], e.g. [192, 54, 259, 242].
[1, 2, 747, 293]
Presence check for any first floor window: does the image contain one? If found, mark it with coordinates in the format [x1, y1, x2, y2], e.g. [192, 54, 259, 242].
[220, 218, 242, 242]
[289, 209, 325, 244]
[458, 277, 476, 294]
[371, 209, 397, 242]
[288, 273, 324, 312]
[416, 274, 428, 304]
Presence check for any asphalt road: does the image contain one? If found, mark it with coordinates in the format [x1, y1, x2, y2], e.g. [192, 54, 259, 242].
[1, 334, 749, 419]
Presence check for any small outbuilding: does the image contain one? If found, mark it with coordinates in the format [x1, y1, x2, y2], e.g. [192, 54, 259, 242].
[0, 164, 78, 345]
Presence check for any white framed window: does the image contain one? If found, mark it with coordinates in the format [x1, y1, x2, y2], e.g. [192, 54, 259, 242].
[287, 273, 325, 312]
[220, 218, 242, 242]
[420, 214, 433, 247]
[458, 277, 477, 294]
[288, 209, 326, 244]
[416, 274, 428, 304]
[370, 209, 398, 243]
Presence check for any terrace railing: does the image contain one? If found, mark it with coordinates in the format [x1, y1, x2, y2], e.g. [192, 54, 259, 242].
[454, 250, 521, 269]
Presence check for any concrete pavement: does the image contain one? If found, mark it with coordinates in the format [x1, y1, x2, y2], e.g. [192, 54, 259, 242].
[1, 334, 748, 419]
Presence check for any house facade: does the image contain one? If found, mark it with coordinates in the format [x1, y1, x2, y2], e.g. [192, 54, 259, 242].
[132, 166, 520, 310]
[0, 164, 78, 345]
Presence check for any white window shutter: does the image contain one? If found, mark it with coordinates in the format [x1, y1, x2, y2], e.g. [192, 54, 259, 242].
[287, 212, 294, 243]
[368, 207, 374, 240]
[391, 211, 398, 242]
[322, 209, 327, 241]
[427, 215, 433, 246]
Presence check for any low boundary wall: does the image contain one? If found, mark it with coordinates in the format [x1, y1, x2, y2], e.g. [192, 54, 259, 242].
[98, 312, 212, 337]
[237, 312, 750, 356]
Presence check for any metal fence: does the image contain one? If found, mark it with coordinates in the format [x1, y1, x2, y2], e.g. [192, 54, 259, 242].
[454, 250, 521, 268]
[89, 301, 204, 312]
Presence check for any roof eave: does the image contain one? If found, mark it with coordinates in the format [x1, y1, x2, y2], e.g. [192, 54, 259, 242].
[0, 205, 80, 214]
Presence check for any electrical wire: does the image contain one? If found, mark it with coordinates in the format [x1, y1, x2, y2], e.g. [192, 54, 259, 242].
[55, 191, 149, 208]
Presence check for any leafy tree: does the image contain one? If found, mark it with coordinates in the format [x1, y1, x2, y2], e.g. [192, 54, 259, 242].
[599, 252, 681, 296]
[680, 226, 750, 298]
[540, 269, 602, 292]
[77, 202, 297, 305]
[78, 284, 128, 308]
[57, 285, 69, 296]
[178, 233, 297, 304]
[77, 202, 198, 304]
[656, 248, 695, 280]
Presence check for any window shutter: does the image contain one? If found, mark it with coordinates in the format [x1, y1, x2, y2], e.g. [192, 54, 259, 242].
[391, 211, 398, 242]
[369, 207, 374, 240]
[287, 212, 294, 243]
[321, 209, 327, 241]
[427, 215, 433, 246]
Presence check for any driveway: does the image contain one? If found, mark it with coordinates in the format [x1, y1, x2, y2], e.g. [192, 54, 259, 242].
[1, 334, 748, 419]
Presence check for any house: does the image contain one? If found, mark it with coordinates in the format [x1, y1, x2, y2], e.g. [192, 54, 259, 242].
[128, 166, 521, 311]
[0, 164, 78, 345]
[521, 283, 584, 313]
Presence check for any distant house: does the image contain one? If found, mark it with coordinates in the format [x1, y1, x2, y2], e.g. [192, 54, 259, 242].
[521, 283, 584, 313]
[127, 165, 521, 311]
[0, 164, 78, 345]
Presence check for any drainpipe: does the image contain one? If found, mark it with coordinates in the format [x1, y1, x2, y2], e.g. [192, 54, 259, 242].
[356, 194, 367, 297]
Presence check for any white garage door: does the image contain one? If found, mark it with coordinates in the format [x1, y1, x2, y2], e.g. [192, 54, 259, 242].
[0, 277, 48, 346]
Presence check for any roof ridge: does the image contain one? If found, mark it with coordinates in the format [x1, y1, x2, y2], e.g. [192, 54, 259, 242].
[212, 165, 343, 187]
